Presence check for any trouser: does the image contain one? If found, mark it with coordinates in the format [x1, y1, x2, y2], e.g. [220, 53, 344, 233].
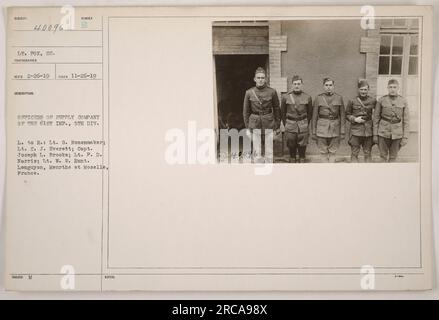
[285, 131, 307, 161]
[250, 128, 274, 161]
[248, 114, 275, 161]
[378, 136, 401, 162]
[317, 136, 340, 163]
[348, 135, 373, 162]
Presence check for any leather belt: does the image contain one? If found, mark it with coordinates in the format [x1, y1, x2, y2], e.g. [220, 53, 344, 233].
[286, 114, 307, 121]
[251, 109, 272, 116]
[381, 116, 401, 124]
[319, 114, 338, 120]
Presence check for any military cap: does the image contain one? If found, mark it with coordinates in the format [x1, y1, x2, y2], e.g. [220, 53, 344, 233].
[358, 79, 369, 88]
[254, 67, 266, 76]
[291, 75, 303, 83]
[323, 77, 334, 85]
[388, 79, 399, 85]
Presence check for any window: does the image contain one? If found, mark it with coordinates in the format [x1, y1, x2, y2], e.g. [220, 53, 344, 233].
[378, 18, 419, 76]
[379, 35, 404, 75]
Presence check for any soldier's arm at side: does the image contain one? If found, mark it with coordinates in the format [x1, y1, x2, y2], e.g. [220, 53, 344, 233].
[272, 90, 281, 129]
[371, 98, 377, 123]
[340, 97, 346, 135]
[312, 97, 319, 136]
[307, 96, 313, 124]
[345, 100, 355, 122]
[403, 99, 410, 140]
[280, 94, 287, 126]
[373, 99, 382, 137]
[243, 91, 251, 128]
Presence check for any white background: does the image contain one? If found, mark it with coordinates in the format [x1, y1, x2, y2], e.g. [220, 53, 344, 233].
[0, 0, 438, 299]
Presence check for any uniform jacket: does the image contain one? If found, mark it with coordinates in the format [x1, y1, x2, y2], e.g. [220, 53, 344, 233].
[346, 95, 376, 137]
[312, 92, 346, 138]
[373, 95, 410, 140]
[243, 85, 281, 130]
[280, 90, 313, 134]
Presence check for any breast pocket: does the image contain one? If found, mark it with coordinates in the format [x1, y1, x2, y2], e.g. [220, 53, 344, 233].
[380, 106, 393, 118]
[318, 104, 329, 114]
[285, 101, 295, 111]
[249, 97, 261, 105]
[352, 104, 362, 113]
[331, 104, 342, 117]
[392, 106, 404, 118]
[296, 104, 307, 114]
[365, 102, 374, 111]
[261, 96, 272, 106]
[380, 102, 392, 113]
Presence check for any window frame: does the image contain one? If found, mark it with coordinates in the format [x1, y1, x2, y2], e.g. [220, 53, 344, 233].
[377, 18, 421, 98]
[378, 18, 420, 78]
[378, 34, 405, 76]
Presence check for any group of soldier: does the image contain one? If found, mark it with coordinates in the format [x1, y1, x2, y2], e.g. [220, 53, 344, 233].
[242, 67, 410, 163]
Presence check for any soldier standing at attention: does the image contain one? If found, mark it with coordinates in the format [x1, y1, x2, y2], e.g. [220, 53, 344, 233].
[281, 75, 313, 163]
[243, 67, 281, 159]
[373, 79, 410, 162]
[312, 77, 346, 163]
[345, 79, 376, 163]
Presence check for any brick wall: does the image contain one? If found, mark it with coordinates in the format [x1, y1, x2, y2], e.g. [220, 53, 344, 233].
[212, 26, 268, 55]
[360, 20, 382, 96]
[268, 21, 287, 95]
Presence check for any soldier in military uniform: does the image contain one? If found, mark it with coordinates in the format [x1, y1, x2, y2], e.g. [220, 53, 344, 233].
[243, 67, 281, 159]
[281, 75, 313, 163]
[345, 79, 376, 163]
[373, 79, 410, 162]
[311, 77, 346, 163]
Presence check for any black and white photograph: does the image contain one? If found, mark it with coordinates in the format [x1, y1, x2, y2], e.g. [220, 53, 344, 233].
[213, 18, 421, 163]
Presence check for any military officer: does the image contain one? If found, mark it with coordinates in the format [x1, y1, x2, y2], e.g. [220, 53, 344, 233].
[281, 75, 313, 163]
[373, 79, 410, 162]
[345, 79, 376, 163]
[243, 67, 281, 159]
[311, 77, 346, 163]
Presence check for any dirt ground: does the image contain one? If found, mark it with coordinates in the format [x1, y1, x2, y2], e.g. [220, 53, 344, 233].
[274, 132, 419, 163]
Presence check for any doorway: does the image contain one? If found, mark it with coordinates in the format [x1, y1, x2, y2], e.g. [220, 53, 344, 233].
[214, 54, 269, 130]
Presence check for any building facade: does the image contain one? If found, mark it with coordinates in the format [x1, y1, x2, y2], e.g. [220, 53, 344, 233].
[213, 19, 419, 161]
